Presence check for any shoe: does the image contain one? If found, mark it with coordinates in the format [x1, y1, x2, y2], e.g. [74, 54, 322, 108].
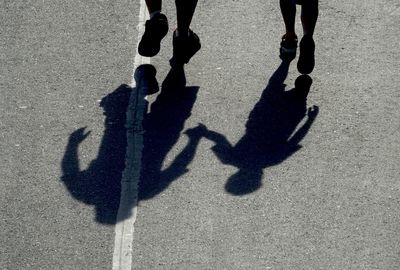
[280, 34, 297, 60]
[297, 35, 315, 74]
[138, 13, 169, 57]
[170, 29, 201, 66]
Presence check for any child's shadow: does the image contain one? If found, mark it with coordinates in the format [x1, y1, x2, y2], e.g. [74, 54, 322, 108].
[198, 60, 319, 196]
[61, 84, 130, 224]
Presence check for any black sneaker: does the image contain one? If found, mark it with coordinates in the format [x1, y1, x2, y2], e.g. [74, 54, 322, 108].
[297, 35, 315, 74]
[170, 29, 201, 66]
[280, 34, 298, 60]
[138, 13, 169, 57]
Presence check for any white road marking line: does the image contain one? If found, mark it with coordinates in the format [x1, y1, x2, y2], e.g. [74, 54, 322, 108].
[112, 1, 149, 269]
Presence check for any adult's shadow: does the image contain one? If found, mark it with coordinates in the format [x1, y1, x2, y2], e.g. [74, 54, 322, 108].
[139, 66, 201, 201]
[200, 60, 319, 196]
[61, 84, 131, 224]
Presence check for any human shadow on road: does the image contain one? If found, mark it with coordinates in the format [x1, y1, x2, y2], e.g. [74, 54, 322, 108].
[198, 60, 319, 195]
[61, 84, 131, 224]
[60, 64, 201, 223]
[138, 65, 201, 201]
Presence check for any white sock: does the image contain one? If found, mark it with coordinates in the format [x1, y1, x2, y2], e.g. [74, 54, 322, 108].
[150, 10, 161, 19]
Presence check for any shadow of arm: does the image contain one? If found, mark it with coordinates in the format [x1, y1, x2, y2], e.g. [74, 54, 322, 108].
[203, 129, 234, 164]
[61, 128, 91, 178]
[287, 106, 319, 147]
[162, 125, 205, 180]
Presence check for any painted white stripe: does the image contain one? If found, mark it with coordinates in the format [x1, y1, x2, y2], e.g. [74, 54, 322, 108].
[112, 1, 149, 269]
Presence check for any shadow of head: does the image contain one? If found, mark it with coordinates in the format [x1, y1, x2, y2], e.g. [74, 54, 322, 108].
[99, 84, 131, 125]
[225, 169, 263, 196]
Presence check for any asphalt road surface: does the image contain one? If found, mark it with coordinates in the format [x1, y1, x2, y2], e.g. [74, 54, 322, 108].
[2, 0, 400, 269]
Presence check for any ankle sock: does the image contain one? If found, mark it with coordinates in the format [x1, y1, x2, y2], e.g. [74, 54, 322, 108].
[150, 10, 161, 19]
[175, 29, 190, 38]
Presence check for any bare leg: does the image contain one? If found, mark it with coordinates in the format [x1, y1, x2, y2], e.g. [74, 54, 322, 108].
[280, 0, 297, 40]
[175, 0, 199, 36]
[301, 0, 318, 37]
[170, 0, 201, 65]
[145, 0, 162, 14]
[297, 0, 318, 74]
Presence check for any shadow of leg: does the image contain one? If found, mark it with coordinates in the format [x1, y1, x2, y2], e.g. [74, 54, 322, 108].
[161, 65, 187, 94]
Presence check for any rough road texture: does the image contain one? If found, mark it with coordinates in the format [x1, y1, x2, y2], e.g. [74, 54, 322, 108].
[2, 0, 399, 269]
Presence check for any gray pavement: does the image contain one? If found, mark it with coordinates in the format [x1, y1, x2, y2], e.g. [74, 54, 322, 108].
[2, 0, 138, 269]
[2, 0, 400, 269]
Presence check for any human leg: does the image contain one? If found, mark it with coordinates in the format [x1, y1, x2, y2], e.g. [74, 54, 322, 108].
[297, 0, 318, 74]
[145, 0, 162, 14]
[175, 0, 198, 36]
[300, 0, 318, 37]
[279, 0, 298, 57]
[280, 0, 297, 39]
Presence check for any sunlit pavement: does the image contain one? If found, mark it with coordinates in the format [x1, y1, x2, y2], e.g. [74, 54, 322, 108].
[2, 1, 399, 269]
